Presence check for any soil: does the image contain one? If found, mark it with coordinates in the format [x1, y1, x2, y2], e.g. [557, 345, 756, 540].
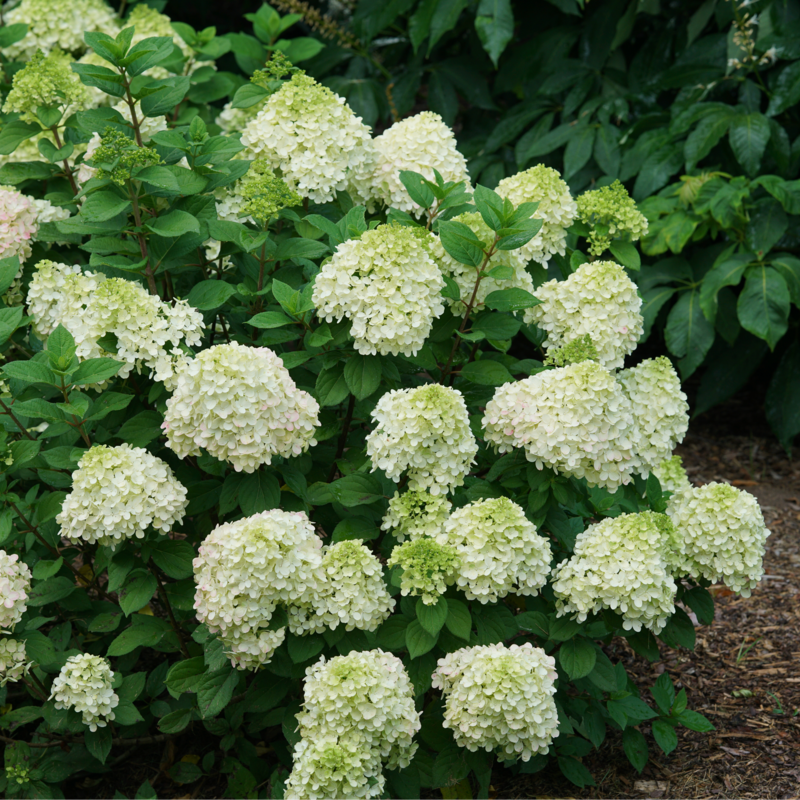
[64, 400, 800, 800]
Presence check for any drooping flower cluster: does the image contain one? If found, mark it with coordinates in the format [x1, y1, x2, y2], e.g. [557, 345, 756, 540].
[432, 643, 559, 761]
[50, 654, 119, 731]
[285, 650, 420, 798]
[241, 72, 373, 204]
[483, 361, 637, 490]
[618, 357, 689, 474]
[367, 384, 478, 495]
[431, 211, 535, 315]
[27, 263, 204, 389]
[577, 180, 649, 256]
[551, 512, 678, 633]
[0, 186, 38, 264]
[495, 165, 577, 266]
[163, 343, 320, 473]
[312, 224, 444, 356]
[436, 498, 551, 603]
[0, 551, 31, 631]
[368, 111, 470, 215]
[57, 444, 188, 548]
[527, 261, 644, 370]
[655, 454, 691, 495]
[192, 510, 324, 669]
[667, 483, 769, 596]
[387, 538, 460, 605]
[0, 639, 29, 686]
[2, 49, 90, 119]
[381, 490, 452, 542]
[2, 0, 119, 60]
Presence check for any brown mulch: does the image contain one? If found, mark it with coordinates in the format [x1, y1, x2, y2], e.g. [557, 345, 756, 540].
[495, 428, 800, 800]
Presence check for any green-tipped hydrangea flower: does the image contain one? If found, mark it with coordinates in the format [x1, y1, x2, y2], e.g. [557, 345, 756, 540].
[2, 49, 90, 120]
[387, 538, 460, 604]
[90, 128, 162, 185]
[381, 490, 452, 542]
[240, 160, 302, 225]
[577, 180, 649, 256]
[654, 454, 691, 495]
[544, 333, 599, 367]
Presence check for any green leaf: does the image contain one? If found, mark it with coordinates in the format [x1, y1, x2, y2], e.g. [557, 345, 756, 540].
[548, 615, 582, 642]
[728, 112, 770, 176]
[683, 586, 715, 626]
[564, 125, 596, 179]
[197, 667, 238, 719]
[405, 619, 437, 658]
[432, 744, 470, 787]
[484, 287, 540, 312]
[558, 756, 595, 788]
[115, 411, 164, 447]
[331, 518, 379, 542]
[0, 306, 24, 346]
[146, 209, 200, 238]
[458, 360, 513, 386]
[699, 253, 752, 321]
[188, 279, 237, 310]
[140, 76, 191, 117]
[676, 710, 715, 732]
[684, 109, 733, 169]
[27, 577, 75, 607]
[0, 23, 29, 49]
[377, 616, 410, 650]
[249, 311, 294, 329]
[771, 253, 800, 306]
[651, 673, 676, 714]
[0, 706, 42, 733]
[767, 60, 800, 116]
[427, 0, 471, 55]
[399, 170, 435, 209]
[81, 191, 132, 222]
[664, 289, 715, 378]
[287, 633, 325, 664]
[438, 220, 486, 267]
[70, 358, 123, 386]
[118, 569, 158, 616]
[444, 598, 471, 640]
[557, 637, 597, 680]
[86, 391, 134, 421]
[231, 82, 270, 108]
[0, 121, 41, 156]
[766, 341, 800, 451]
[158, 708, 193, 734]
[315, 366, 349, 407]
[652, 719, 678, 755]
[608, 240, 641, 271]
[746, 200, 788, 257]
[329, 473, 384, 506]
[88, 611, 123, 634]
[737, 266, 790, 350]
[33, 558, 63, 580]
[658, 608, 696, 650]
[151, 540, 195, 580]
[344, 355, 382, 400]
[2, 361, 58, 385]
[415, 596, 447, 636]
[239, 471, 281, 516]
[622, 727, 648, 773]
[165, 657, 207, 694]
[475, 0, 514, 66]
[85, 726, 113, 765]
[245, 672, 290, 712]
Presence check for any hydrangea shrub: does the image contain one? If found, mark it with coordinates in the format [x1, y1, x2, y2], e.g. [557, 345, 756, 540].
[0, 5, 771, 799]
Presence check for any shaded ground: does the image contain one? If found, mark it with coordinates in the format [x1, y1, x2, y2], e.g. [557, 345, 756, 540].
[68, 406, 800, 799]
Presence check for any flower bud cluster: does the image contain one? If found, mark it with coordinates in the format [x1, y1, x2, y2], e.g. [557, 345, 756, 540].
[192, 510, 324, 669]
[667, 483, 769, 595]
[241, 72, 373, 204]
[432, 643, 559, 761]
[313, 224, 444, 356]
[654, 454, 691, 495]
[495, 165, 577, 266]
[526, 261, 644, 370]
[0, 551, 31, 631]
[57, 444, 188, 548]
[50, 654, 119, 731]
[286, 650, 421, 798]
[164, 343, 320, 473]
[368, 112, 470, 215]
[387, 538, 460, 605]
[0, 639, 30, 686]
[431, 211, 535, 315]
[381, 490, 452, 542]
[367, 384, 478, 495]
[576, 180, 648, 256]
[551, 512, 678, 633]
[436, 498, 551, 603]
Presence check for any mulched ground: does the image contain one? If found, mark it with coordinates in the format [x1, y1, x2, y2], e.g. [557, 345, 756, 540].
[68, 399, 800, 799]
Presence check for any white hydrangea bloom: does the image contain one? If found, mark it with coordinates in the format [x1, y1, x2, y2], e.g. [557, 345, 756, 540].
[298, 541, 394, 634]
[366, 384, 478, 495]
[216, 101, 262, 134]
[313, 224, 445, 357]
[0, 185, 37, 264]
[57, 444, 188, 548]
[0, 551, 31, 631]
[667, 483, 769, 596]
[618, 357, 689, 475]
[430, 211, 535, 315]
[50, 654, 119, 731]
[164, 343, 320, 473]
[552, 512, 678, 633]
[381, 490, 452, 542]
[241, 73, 373, 204]
[654, 454, 691, 496]
[369, 112, 470, 215]
[0, 639, 30, 686]
[387, 537, 459, 605]
[29, 198, 70, 226]
[483, 362, 637, 490]
[296, 650, 421, 770]
[495, 165, 577, 266]
[193, 510, 324, 670]
[285, 733, 386, 800]
[436, 497, 551, 603]
[526, 261, 644, 369]
[432, 643, 559, 761]
[2, 0, 120, 60]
